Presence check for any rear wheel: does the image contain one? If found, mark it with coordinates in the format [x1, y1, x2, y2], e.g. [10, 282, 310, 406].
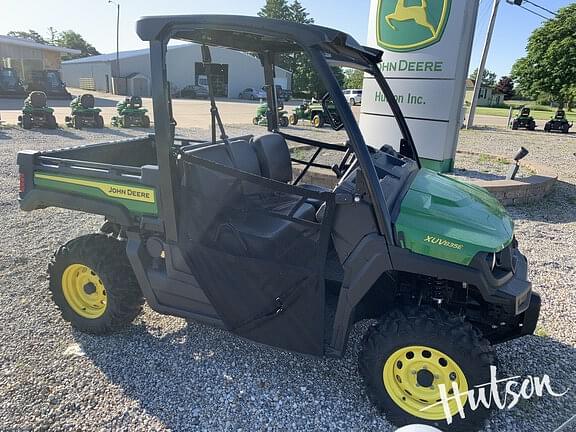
[544, 122, 551, 132]
[142, 115, 151, 128]
[48, 234, 144, 334]
[96, 115, 104, 128]
[511, 120, 518, 130]
[289, 114, 298, 125]
[21, 114, 32, 130]
[48, 115, 57, 129]
[359, 307, 495, 432]
[252, 116, 260, 125]
[72, 116, 81, 129]
[279, 116, 289, 128]
[312, 113, 324, 128]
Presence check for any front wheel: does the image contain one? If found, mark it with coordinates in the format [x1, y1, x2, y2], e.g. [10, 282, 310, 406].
[279, 116, 289, 128]
[142, 115, 151, 128]
[350, 98, 356, 106]
[96, 115, 104, 129]
[48, 234, 144, 334]
[359, 307, 495, 432]
[289, 114, 298, 125]
[312, 114, 324, 128]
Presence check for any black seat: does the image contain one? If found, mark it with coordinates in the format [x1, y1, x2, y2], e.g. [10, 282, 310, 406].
[251, 133, 331, 210]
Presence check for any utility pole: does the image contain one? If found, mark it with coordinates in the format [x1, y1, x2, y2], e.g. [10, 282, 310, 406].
[108, 1, 120, 79]
[467, 0, 500, 129]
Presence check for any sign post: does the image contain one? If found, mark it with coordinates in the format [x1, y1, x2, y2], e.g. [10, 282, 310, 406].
[360, 0, 480, 172]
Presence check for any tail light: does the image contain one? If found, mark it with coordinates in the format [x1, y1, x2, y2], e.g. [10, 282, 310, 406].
[19, 173, 25, 193]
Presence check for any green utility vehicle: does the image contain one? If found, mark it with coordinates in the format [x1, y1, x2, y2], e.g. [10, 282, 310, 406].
[17, 16, 540, 431]
[0, 67, 27, 97]
[111, 96, 151, 128]
[511, 107, 536, 130]
[65, 94, 104, 129]
[25, 70, 73, 100]
[289, 100, 327, 127]
[253, 102, 289, 127]
[544, 109, 572, 134]
[18, 91, 57, 129]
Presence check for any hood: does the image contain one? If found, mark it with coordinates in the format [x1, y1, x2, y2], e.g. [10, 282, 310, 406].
[394, 169, 514, 266]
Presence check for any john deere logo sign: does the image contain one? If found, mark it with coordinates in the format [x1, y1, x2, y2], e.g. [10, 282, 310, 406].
[377, 0, 451, 52]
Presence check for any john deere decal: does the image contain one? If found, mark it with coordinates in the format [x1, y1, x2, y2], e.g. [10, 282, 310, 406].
[377, 0, 451, 52]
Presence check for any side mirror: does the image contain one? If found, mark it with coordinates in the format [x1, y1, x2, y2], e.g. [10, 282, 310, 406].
[321, 92, 344, 131]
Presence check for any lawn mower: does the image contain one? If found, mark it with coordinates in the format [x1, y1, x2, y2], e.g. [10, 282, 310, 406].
[0, 67, 27, 98]
[25, 70, 73, 100]
[544, 109, 572, 134]
[65, 94, 104, 129]
[111, 96, 151, 128]
[17, 15, 540, 432]
[18, 91, 57, 129]
[511, 107, 536, 130]
[253, 102, 289, 127]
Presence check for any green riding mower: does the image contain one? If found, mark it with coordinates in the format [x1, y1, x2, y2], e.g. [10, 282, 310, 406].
[511, 107, 536, 130]
[253, 102, 289, 127]
[544, 109, 572, 134]
[111, 96, 151, 128]
[65, 94, 104, 129]
[18, 91, 57, 129]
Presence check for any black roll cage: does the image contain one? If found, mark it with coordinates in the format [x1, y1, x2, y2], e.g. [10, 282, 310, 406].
[137, 15, 419, 246]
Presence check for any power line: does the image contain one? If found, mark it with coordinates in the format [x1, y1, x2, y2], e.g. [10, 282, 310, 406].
[518, 4, 551, 20]
[523, 0, 557, 16]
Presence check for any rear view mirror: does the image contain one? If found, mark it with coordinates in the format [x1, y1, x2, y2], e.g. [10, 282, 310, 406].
[321, 93, 344, 131]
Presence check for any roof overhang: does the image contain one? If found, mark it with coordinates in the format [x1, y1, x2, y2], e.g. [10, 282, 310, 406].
[0, 35, 81, 55]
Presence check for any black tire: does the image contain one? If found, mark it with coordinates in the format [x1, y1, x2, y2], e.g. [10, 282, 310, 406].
[72, 116, 81, 129]
[350, 98, 356, 106]
[528, 122, 535, 131]
[96, 115, 104, 129]
[511, 120, 518, 130]
[48, 115, 58, 129]
[312, 113, 324, 128]
[359, 307, 496, 432]
[279, 116, 289, 128]
[544, 123, 551, 132]
[289, 114, 298, 125]
[21, 114, 32, 130]
[142, 115, 151, 128]
[48, 234, 144, 334]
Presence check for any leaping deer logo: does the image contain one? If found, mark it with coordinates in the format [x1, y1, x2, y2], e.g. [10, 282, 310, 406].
[385, 0, 437, 37]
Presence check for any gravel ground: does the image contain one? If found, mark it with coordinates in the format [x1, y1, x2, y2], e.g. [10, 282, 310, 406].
[0, 124, 574, 432]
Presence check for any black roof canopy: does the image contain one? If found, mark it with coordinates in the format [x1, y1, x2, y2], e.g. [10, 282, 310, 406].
[136, 15, 382, 64]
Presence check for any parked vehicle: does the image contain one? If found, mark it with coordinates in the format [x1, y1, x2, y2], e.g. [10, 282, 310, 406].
[289, 99, 339, 128]
[17, 15, 540, 431]
[544, 109, 572, 134]
[17, 91, 57, 129]
[25, 70, 72, 100]
[275, 85, 291, 101]
[511, 107, 536, 130]
[111, 96, 150, 128]
[253, 102, 289, 127]
[179, 84, 209, 99]
[0, 68, 27, 97]
[65, 94, 104, 129]
[343, 88, 362, 105]
[238, 87, 267, 100]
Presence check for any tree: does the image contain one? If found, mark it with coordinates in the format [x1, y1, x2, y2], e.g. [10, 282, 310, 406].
[345, 69, 364, 89]
[7, 30, 47, 44]
[56, 30, 100, 60]
[511, 3, 576, 109]
[495, 76, 515, 100]
[468, 68, 497, 87]
[258, 0, 343, 97]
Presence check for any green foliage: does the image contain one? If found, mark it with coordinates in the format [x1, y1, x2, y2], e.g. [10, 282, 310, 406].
[258, 0, 343, 97]
[7, 30, 47, 44]
[56, 31, 100, 60]
[495, 76, 515, 100]
[468, 68, 497, 87]
[345, 69, 364, 89]
[511, 3, 576, 110]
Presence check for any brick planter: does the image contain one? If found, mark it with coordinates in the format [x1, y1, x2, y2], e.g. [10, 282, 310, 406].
[291, 148, 557, 206]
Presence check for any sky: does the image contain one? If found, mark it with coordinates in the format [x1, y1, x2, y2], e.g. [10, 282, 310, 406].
[1, 0, 572, 78]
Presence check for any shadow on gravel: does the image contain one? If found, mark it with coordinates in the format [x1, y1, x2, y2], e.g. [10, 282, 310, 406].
[74, 317, 576, 431]
[509, 181, 576, 224]
[79, 127, 150, 138]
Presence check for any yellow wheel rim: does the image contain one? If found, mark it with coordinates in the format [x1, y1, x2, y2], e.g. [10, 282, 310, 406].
[61, 264, 107, 319]
[383, 345, 468, 420]
[313, 116, 320, 127]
